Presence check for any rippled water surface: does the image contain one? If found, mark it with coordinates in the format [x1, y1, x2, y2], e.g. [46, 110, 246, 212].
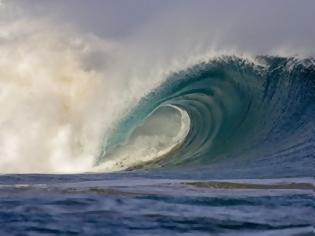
[0, 172, 313, 236]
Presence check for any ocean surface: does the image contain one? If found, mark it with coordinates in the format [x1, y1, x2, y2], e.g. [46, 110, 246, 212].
[1, 56, 314, 235]
[0, 173, 313, 235]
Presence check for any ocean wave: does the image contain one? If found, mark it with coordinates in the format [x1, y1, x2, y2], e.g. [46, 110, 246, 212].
[97, 56, 315, 174]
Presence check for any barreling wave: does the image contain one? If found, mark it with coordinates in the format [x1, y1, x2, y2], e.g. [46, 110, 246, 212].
[96, 56, 315, 174]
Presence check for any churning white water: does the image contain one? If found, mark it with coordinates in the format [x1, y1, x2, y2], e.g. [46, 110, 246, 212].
[0, 6, 195, 173]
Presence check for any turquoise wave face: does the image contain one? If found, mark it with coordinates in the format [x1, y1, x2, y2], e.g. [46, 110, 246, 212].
[98, 56, 315, 175]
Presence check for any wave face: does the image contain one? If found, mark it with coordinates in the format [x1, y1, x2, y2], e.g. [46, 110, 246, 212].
[97, 56, 315, 176]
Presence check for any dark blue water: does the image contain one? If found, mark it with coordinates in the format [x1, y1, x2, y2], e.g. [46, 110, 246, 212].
[0, 172, 314, 236]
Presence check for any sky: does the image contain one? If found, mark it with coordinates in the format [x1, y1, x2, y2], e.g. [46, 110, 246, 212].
[6, 0, 315, 56]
